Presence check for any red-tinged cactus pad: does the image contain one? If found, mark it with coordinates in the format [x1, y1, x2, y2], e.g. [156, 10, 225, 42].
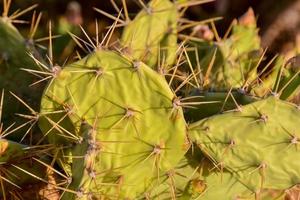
[189, 96, 300, 192]
[39, 50, 187, 199]
[121, 0, 178, 69]
[0, 139, 25, 162]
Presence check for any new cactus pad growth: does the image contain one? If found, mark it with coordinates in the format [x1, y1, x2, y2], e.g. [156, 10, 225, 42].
[187, 8, 261, 89]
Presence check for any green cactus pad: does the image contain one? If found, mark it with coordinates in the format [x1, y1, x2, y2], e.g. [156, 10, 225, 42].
[189, 96, 300, 192]
[0, 139, 26, 163]
[39, 49, 187, 199]
[121, 0, 178, 69]
[277, 57, 300, 101]
[0, 17, 43, 132]
[187, 15, 261, 89]
[0, 139, 48, 197]
[143, 148, 255, 200]
[251, 56, 284, 97]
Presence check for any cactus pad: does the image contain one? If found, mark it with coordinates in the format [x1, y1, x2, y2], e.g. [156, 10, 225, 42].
[39, 49, 187, 198]
[0, 17, 43, 132]
[121, 0, 178, 69]
[189, 96, 300, 192]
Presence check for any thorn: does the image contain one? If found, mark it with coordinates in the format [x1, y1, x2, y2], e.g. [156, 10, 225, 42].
[93, 7, 125, 24]
[79, 25, 97, 50]
[9, 4, 38, 20]
[223, 19, 236, 39]
[2, 0, 12, 17]
[9, 91, 37, 115]
[177, 0, 215, 9]
[121, 0, 130, 22]
[29, 12, 42, 39]
[203, 48, 217, 87]
[0, 89, 4, 123]
[210, 21, 221, 42]
[168, 46, 184, 87]
[184, 47, 200, 88]
[95, 19, 99, 48]
[242, 48, 267, 89]
[136, 0, 150, 14]
[178, 17, 222, 33]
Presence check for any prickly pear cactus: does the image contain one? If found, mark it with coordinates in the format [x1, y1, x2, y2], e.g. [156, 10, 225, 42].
[276, 55, 300, 101]
[121, 0, 178, 69]
[143, 148, 255, 200]
[189, 96, 300, 192]
[0, 138, 48, 198]
[251, 56, 284, 97]
[39, 49, 188, 199]
[184, 90, 257, 122]
[0, 17, 43, 128]
[188, 8, 261, 89]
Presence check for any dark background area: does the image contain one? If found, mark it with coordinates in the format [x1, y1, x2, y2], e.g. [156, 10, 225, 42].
[3, 0, 300, 58]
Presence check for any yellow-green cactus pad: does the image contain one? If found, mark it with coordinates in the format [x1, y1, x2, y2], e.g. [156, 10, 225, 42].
[121, 0, 177, 69]
[189, 97, 300, 192]
[39, 50, 187, 199]
[143, 148, 254, 200]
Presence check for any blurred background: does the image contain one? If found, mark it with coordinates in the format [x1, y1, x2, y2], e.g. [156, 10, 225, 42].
[2, 0, 300, 63]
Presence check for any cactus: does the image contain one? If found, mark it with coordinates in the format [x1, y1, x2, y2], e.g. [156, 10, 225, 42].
[189, 96, 300, 193]
[275, 55, 300, 101]
[39, 49, 188, 199]
[187, 8, 261, 89]
[121, 0, 178, 69]
[0, 138, 50, 198]
[0, 9, 45, 141]
[250, 56, 284, 97]
[143, 148, 261, 200]
[0, 1, 300, 199]
[184, 89, 257, 122]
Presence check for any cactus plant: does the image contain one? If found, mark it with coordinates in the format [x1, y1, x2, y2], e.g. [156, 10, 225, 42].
[0, 5, 45, 141]
[276, 56, 300, 101]
[121, 0, 178, 70]
[0, 0, 300, 199]
[184, 89, 257, 122]
[0, 138, 51, 199]
[189, 96, 300, 193]
[187, 8, 261, 90]
[39, 49, 188, 199]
